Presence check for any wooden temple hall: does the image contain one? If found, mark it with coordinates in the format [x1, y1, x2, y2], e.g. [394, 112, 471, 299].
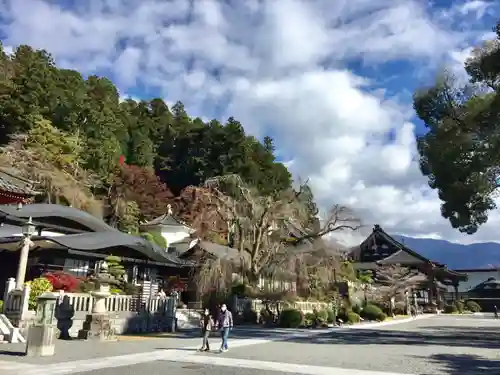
[0, 169, 241, 302]
[351, 225, 467, 308]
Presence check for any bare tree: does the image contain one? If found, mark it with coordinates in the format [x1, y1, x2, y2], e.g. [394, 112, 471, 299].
[368, 265, 422, 314]
[191, 174, 361, 291]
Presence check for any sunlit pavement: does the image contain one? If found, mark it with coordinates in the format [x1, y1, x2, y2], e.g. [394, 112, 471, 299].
[2, 315, 499, 375]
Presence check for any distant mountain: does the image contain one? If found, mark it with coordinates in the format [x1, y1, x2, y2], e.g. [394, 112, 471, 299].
[394, 236, 500, 270]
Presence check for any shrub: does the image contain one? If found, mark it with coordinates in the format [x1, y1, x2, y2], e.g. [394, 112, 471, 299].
[443, 304, 457, 314]
[326, 309, 336, 323]
[259, 308, 274, 324]
[465, 300, 481, 313]
[337, 307, 349, 322]
[0, 299, 3, 312]
[77, 278, 96, 293]
[303, 312, 316, 327]
[110, 287, 123, 294]
[105, 255, 126, 281]
[279, 308, 303, 328]
[43, 271, 80, 292]
[454, 300, 464, 313]
[28, 277, 53, 309]
[242, 309, 258, 324]
[360, 304, 385, 321]
[377, 312, 388, 321]
[315, 309, 329, 325]
[347, 311, 361, 324]
[352, 304, 362, 314]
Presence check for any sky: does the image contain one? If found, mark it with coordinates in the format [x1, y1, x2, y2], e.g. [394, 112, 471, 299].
[0, 0, 499, 245]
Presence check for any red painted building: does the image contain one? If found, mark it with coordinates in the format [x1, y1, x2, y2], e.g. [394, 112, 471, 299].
[0, 169, 38, 204]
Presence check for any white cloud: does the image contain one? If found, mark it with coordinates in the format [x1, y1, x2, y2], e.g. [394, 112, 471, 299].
[0, 0, 498, 244]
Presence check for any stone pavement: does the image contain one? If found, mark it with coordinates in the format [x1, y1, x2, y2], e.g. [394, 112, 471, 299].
[1, 314, 499, 375]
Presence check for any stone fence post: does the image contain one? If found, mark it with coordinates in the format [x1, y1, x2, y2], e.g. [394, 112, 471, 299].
[2, 277, 15, 313]
[21, 283, 31, 320]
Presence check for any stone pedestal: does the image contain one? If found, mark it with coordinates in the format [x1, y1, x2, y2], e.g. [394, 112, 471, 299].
[25, 324, 56, 357]
[78, 313, 116, 341]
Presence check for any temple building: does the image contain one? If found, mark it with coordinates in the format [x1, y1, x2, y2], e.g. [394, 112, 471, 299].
[351, 225, 467, 308]
[0, 169, 39, 205]
[0, 203, 242, 304]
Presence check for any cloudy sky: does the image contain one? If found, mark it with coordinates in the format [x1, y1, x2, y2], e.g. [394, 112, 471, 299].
[0, 0, 498, 244]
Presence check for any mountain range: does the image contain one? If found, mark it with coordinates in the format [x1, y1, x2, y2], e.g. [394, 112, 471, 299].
[395, 236, 500, 270]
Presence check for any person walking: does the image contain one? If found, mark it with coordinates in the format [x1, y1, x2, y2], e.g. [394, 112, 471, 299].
[217, 304, 233, 352]
[199, 308, 213, 352]
[494, 305, 498, 319]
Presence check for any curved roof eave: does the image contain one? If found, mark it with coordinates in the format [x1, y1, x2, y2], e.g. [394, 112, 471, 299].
[0, 204, 117, 233]
[0, 232, 190, 267]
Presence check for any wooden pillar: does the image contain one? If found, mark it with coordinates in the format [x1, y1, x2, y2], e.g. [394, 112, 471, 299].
[454, 283, 459, 301]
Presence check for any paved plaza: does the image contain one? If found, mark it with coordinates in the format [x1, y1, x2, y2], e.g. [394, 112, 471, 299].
[1, 314, 499, 375]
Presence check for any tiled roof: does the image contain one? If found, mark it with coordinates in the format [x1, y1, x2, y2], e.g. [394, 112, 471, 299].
[0, 169, 38, 196]
[140, 214, 186, 227]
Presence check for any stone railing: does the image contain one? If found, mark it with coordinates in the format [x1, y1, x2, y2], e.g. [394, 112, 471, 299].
[2, 277, 175, 323]
[235, 297, 329, 317]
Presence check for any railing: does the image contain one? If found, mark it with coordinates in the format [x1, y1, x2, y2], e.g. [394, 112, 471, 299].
[2, 277, 176, 323]
[236, 297, 329, 316]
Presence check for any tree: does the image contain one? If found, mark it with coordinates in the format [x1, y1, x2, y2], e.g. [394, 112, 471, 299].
[414, 22, 500, 234]
[357, 270, 373, 305]
[109, 164, 174, 222]
[193, 174, 361, 291]
[368, 265, 420, 314]
[0, 117, 102, 215]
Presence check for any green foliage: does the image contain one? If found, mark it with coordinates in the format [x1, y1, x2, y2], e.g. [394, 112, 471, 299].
[0, 44, 293, 213]
[279, 308, 303, 328]
[347, 311, 361, 324]
[326, 308, 336, 324]
[444, 303, 458, 314]
[105, 255, 126, 281]
[314, 309, 329, 325]
[140, 231, 168, 249]
[351, 304, 362, 314]
[465, 300, 481, 313]
[413, 22, 500, 234]
[117, 201, 141, 234]
[0, 299, 3, 312]
[454, 300, 465, 313]
[27, 277, 53, 310]
[360, 304, 386, 321]
[110, 287, 123, 294]
[303, 312, 316, 327]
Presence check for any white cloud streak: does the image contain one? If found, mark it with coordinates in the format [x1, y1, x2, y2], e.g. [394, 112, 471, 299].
[0, 0, 499, 244]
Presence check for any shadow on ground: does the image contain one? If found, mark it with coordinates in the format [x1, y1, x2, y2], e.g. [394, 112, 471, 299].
[287, 325, 500, 349]
[123, 326, 326, 341]
[419, 354, 500, 375]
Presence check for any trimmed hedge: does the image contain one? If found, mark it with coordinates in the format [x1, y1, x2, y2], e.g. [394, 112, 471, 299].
[465, 300, 481, 313]
[347, 311, 361, 323]
[444, 304, 457, 314]
[315, 309, 329, 325]
[360, 304, 386, 321]
[454, 300, 464, 313]
[326, 309, 336, 324]
[279, 308, 303, 328]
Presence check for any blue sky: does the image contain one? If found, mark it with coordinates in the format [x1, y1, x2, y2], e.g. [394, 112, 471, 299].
[0, 0, 499, 244]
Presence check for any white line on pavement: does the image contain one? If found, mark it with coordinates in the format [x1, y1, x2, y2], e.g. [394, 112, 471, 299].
[1, 316, 434, 375]
[168, 350, 414, 375]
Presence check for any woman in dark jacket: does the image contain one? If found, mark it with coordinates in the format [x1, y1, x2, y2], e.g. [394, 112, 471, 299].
[199, 308, 213, 352]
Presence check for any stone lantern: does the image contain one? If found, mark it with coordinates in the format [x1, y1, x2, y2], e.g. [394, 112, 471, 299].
[78, 261, 117, 341]
[25, 292, 59, 357]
